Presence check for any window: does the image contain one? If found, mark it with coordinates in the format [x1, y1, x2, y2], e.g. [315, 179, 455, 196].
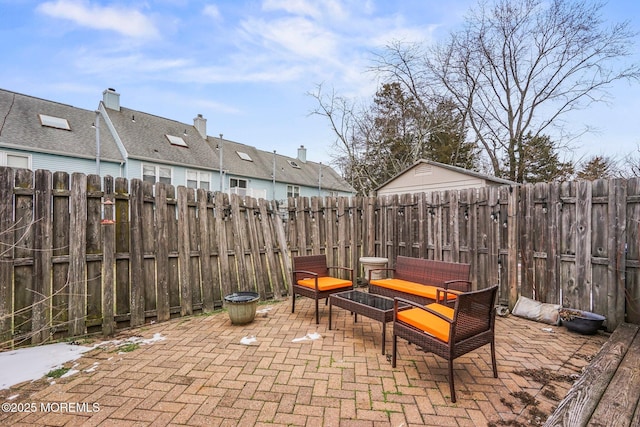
[230, 178, 247, 189]
[39, 114, 71, 130]
[236, 151, 252, 161]
[187, 170, 211, 190]
[142, 164, 172, 185]
[166, 134, 188, 147]
[1, 152, 31, 169]
[287, 185, 300, 198]
[230, 178, 247, 196]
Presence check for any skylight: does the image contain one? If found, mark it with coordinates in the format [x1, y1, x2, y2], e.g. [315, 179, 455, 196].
[166, 134, 188, 147]
[39, 114, 70, 130]
[288, 160, 300, 169]
[236, 151, 253, 161]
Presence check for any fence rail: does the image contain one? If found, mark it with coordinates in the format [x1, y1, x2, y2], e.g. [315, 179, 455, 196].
[0, 167, 638, 347]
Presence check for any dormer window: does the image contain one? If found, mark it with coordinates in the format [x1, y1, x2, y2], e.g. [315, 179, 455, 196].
[39, 114, 70, 130]
[236, 151, 252, 161]
[288, 160, 300, 169]
[166, 134, 188, 147]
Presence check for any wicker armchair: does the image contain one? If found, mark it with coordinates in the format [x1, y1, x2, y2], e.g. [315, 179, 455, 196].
[392, 285, 499, 402]
[292, 255, 354, 324]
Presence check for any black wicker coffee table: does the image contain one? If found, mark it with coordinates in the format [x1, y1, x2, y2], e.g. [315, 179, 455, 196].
[329, 290, 399, 354]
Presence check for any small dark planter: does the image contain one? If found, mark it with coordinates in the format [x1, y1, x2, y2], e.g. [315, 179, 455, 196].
[559, 309, 605, 335]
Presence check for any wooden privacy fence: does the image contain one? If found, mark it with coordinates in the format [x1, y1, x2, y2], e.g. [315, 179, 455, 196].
[1, 166, 639, 347]
[0, 168, 292, 347]
[274, 179, 640, 330]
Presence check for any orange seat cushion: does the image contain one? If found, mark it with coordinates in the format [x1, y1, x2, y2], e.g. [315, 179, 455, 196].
[297, 276, 352, 291]
[369, 279, 458, 301]
[396, 303, 454, 342]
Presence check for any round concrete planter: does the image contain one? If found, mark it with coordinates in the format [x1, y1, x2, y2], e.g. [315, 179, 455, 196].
[224, 292, 260, 325]
[359, 257, 389, 282]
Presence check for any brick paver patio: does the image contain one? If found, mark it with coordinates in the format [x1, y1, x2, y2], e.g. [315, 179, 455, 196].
[0, 297, 608, 426]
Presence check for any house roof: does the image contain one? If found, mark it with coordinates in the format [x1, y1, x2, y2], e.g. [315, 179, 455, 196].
[375, 159, 517, 191]
[0, 88, 123, 162]
[105, 105, 216, 170]
[108, 106, 352, 191]
[0, 87, 354, 193]
[209, 137, 353, 192]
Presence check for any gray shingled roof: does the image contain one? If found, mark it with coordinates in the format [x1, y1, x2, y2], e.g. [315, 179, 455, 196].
[109, 104, 353, 191]
[106, 106, 217, 170]
[0, 87, 354, 193]
[0, 88, 123, 162]
[211, 136, 353, 192]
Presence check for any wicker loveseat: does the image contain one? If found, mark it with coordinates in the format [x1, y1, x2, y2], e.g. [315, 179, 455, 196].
[368, 256, 472, 305]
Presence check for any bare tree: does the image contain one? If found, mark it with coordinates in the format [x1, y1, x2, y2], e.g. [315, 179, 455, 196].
[373, 0, 640, 182]
[308, 84, 379, 195]
[620, 144, 640, 178]
[309, 81, 476, 195]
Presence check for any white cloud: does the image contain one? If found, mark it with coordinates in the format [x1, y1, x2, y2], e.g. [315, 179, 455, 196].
[203, 4, 222, 20]
[37, 0, 159, 39]
[241, 16, 338, 60]
[72, 49, 190, 79]
[177, 61, 305, 84]
[262, 0, 324, 19]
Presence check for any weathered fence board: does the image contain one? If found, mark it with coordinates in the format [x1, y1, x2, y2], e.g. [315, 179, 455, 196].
[68, 173, 87, 336]
[155, 183, 170, 321]
[129, 179, 145, 326]
[86, 174, 103, 329]
[626, 178, 640, 324]
[142, 181, 157, 317]
[32, 169, 52, 344]
[177, 186, 192, 317]
[13, 169, 34, 340]
[0, 167, 14, 346]
[102, 176, 116, 336]
[52, 172, 69, 333]
[114, 177, 130, 321]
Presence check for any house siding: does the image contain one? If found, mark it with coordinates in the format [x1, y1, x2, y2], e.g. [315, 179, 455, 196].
[1, 147, 122, 178]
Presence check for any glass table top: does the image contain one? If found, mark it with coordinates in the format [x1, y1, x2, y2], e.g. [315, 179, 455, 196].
[333, 290, 395, 310]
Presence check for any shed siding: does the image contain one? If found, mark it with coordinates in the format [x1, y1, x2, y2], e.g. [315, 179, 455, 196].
[377, 164, 488, 195]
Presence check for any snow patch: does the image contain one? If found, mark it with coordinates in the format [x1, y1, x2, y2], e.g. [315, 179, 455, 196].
[292, 332, 322, 343]
[0, 343, 93, 390]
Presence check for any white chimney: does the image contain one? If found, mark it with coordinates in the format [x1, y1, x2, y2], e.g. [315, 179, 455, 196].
[103, 88, 120, 111]
[194, 114, 207, 139]
[297, 145, 307, 163]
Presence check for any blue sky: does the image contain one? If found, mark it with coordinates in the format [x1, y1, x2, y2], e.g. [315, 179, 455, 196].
[1, 0, 639, 168]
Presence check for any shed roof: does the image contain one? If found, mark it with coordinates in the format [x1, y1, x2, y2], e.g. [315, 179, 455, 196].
[375, 159, 517, 191]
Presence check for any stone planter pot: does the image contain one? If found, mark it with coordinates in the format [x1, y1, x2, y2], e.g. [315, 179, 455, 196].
[224, 292, 260, 325]
[359, 257, 389, 283]
[559, 308, 605, 335]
